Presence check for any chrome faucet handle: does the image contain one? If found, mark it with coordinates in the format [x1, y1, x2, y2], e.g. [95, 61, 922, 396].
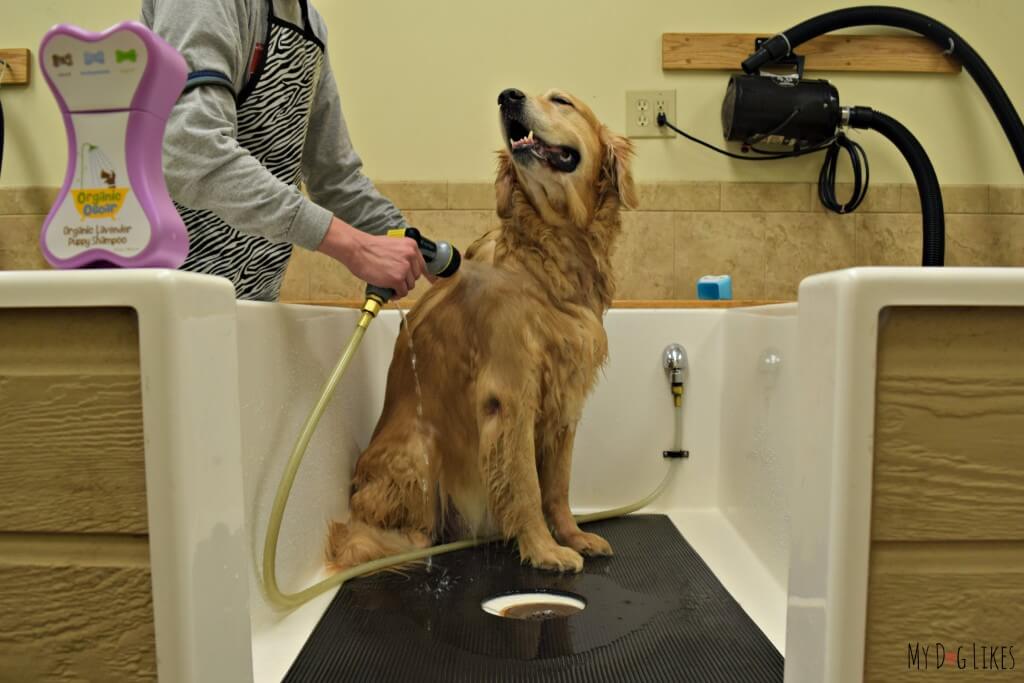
[662, 344, 688, 384]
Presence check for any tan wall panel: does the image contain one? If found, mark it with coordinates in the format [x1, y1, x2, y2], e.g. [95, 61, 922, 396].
[0, 308, 147, 534]
[872, 306, 1024, 542]
[864, 541, 1024, 681]
[0, 535, 156, 682]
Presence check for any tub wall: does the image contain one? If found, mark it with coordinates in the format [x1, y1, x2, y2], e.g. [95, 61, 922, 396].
[718, 305, 799, 591]
[237, 304, 387, 618]
[570, 309, 727, 512]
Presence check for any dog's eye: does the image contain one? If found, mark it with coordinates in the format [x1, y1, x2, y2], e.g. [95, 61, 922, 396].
[550, 96, 574, 108]
[558, 150, 574, 163]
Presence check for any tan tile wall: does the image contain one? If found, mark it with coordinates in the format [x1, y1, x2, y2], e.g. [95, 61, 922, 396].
[4, 183, 1024, 302]
[0, 188, 56, 271]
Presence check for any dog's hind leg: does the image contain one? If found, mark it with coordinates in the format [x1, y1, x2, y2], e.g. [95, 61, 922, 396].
[477, 380, 583, 573]
[325, 519, 430, 573]
[327, 432, 437, 573]
[540, 424, 613, 557]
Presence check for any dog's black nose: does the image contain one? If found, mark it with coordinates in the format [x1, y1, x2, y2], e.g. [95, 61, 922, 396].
[498, 88, 526, 107]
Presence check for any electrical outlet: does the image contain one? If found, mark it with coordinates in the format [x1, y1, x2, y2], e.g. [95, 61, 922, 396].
[626, 90, 675, 138]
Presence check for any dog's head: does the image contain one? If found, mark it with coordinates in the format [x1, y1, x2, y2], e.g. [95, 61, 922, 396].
[496, 88, 637, 227]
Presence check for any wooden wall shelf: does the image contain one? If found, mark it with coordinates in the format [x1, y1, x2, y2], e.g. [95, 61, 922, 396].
[0, 49, 31, 86]
[662, 33, 961, 74]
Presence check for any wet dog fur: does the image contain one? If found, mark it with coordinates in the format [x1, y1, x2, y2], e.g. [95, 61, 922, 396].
[327, 88, 636, 574]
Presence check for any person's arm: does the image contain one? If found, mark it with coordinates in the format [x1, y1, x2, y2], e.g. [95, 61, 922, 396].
[146, 0, 334, 251]
[145, 0, 425, 296]
[300, 46, 408, 237]
[300, 33, 426, 296]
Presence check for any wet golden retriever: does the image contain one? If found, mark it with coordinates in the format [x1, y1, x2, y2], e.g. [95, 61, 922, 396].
[327, 87, 636, 573]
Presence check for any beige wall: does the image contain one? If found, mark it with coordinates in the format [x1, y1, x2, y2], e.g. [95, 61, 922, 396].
[2, 0, 1024, 187]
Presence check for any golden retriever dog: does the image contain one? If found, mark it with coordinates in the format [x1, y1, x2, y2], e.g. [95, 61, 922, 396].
[327, 87, 637, 573]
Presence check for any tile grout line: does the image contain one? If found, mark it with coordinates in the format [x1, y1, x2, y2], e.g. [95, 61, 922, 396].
[762, 214, 769, 300]
[672, 210, 680, 300]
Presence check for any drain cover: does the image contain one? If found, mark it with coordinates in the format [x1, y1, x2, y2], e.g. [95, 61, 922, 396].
[482, 591, 586, 620]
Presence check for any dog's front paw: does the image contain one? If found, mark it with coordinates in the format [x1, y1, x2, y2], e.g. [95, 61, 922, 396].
[562, 530, 613, 557]
[520, 541, 584, 573]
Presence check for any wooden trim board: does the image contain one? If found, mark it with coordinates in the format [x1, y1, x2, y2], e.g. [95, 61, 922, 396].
[283, 299, 790, 309]
[0, 49, 31, 86]
[662, 33, 961, 73]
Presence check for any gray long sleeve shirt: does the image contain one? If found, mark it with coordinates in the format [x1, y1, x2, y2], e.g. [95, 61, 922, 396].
[141, 0, 407, 251]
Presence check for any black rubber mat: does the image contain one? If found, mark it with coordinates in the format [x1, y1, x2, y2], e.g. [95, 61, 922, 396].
[284, 515, 784, 682]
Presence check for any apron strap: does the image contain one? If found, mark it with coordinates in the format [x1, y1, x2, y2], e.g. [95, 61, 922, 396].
[183, 69, 235, 95]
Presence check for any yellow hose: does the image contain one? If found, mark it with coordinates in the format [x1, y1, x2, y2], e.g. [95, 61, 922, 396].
[261, 305, 680, 610]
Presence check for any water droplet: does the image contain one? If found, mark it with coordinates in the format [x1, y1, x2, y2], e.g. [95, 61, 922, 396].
[398, 308, 430, 510]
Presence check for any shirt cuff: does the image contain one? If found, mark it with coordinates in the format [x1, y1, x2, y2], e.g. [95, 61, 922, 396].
[287, 199, 334, 251]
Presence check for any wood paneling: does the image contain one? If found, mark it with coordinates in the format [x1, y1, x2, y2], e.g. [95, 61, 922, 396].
[0, 308, 147, 534]
[0, 535, 155, 682]
[871, 307, 1024, 542]
[864, 542, 1024, 681]
[865, 306, 1024, 681]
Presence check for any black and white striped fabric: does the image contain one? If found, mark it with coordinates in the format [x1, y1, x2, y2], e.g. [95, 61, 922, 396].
[177, 3, 324, 301]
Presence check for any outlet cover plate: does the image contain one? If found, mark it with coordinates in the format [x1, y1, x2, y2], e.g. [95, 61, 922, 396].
[626, 89, 675, 138]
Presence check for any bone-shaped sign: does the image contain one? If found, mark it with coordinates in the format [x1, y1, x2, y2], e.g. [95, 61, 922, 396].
[40, 21, 190, 269]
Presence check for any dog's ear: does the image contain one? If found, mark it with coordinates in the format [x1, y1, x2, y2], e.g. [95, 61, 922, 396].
[495, 149, 516, 218]
[600, 127, 638, 210]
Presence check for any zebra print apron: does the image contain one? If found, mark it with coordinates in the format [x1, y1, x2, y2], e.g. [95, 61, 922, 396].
[177, 0, 324, 301]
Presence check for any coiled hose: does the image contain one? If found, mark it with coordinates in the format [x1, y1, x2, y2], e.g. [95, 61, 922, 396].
[742, 6, 1024, 176]
[262, 307, 682, 610]
[847, 106, 944, 266]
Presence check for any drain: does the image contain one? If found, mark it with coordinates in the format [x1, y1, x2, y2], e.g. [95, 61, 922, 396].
[481, 591, 586, 620]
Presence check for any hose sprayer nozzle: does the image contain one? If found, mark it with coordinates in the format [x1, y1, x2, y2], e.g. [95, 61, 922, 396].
[365, 227, 463, 303]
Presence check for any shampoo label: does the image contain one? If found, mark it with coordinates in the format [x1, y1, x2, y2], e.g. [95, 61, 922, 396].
[46, 111, 150, 259]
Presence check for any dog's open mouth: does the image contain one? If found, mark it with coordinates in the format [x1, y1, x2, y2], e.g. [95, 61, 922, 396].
[505, 118, 581, 173]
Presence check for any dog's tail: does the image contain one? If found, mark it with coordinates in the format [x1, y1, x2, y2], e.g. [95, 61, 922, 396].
[325, 520, 431, 574]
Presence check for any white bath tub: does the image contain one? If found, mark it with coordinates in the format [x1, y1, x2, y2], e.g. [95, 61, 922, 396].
[237, 299, 798, 681]
[11, 267, 1017, 681]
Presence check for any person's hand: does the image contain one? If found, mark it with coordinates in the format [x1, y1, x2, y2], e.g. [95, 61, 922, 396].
[318, 218, 427, 299]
